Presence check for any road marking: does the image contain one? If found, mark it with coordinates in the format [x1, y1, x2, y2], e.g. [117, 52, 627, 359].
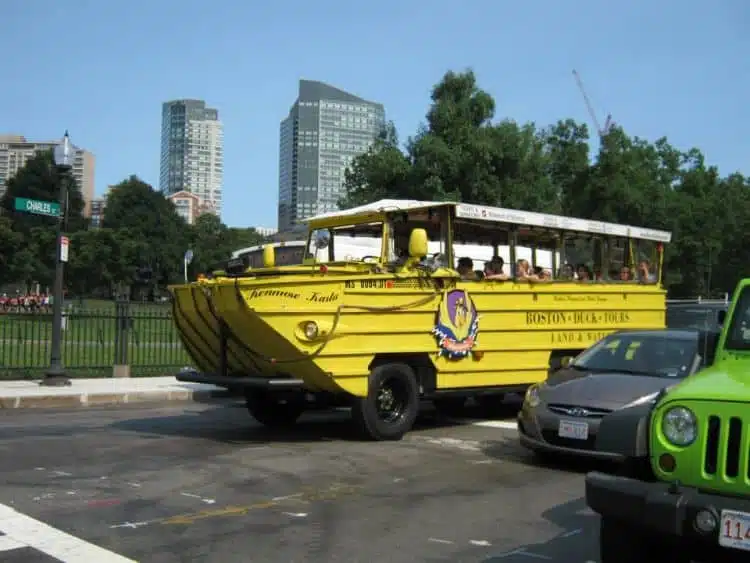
[470, 539, 492, 546]
[0, 536, 25, 552]
[428, 537, 454, 544]
[469, 420, 517, 430]
[0, 503, 136, 562]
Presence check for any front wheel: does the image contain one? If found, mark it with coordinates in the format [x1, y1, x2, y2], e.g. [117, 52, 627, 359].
[600, 517, 685, 563]
[351, 363, 419, 441]
[245, 389, 305, 428]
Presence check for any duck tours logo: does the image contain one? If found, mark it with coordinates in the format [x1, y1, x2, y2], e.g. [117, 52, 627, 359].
[432, 289, 479, 359]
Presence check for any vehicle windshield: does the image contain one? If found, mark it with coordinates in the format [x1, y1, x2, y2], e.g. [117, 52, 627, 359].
[305, 223, 383, 263]
[571, 333, 697, 378]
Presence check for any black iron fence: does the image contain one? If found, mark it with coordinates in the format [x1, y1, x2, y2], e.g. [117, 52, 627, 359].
[0, 302, 192, 379]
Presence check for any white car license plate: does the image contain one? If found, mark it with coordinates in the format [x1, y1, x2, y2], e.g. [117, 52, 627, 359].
[558, 419, 589, 440]
[719, 509, 750, 551]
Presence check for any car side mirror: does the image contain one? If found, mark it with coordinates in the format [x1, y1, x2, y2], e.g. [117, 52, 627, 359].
[717, 310, 727, 327]
[560, 356, 574, 368]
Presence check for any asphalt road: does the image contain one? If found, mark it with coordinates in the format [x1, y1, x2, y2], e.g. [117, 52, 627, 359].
[0, 401, 603, 563]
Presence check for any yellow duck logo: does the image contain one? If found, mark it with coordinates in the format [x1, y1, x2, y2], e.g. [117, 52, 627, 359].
[432, 290, 479, 359]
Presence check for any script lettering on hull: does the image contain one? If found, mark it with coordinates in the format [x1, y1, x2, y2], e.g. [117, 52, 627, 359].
[247, 289, 340, 303]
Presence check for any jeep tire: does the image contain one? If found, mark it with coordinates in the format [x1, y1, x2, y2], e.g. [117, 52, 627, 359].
[600, 517, 687, 563]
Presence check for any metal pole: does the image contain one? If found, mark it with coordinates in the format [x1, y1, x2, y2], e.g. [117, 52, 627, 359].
[41, 173, 70, 386]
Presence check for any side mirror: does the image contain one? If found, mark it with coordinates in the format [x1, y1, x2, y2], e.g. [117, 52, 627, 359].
[408, 228, 428, 258]
[718, 310, 727, 327]
[560, 356, 574, 368]
[262, 245, 275, 268]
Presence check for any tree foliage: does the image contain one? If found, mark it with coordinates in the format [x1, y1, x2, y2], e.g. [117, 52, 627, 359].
[0, 167, 266, 298]
[339, 69, 749, 298]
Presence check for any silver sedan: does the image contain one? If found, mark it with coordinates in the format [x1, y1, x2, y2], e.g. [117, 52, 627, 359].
[517, 329, 715, 461]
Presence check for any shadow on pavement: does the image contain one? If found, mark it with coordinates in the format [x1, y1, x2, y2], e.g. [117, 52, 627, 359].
[482, 496, 599, 562]
[109, 402, 477, 445]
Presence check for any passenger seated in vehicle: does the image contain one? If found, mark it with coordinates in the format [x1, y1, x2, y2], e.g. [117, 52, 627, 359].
[516, 259, 540, 281]
[533, 266, 552, 281]
[484, 256, 508, 280]
[637, 259, 657, 283]
[457, 257, 477, 280]
[558, 263, 575, 280]
[576, 264, 593, 281]
[618, 266, 632, 281]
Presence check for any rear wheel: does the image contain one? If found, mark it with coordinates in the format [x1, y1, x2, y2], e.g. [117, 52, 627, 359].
[245, 389, 305, 428]
[476, 393, 506, 416]
[351, 363, 419, 441]
[433, 396, 468, 418]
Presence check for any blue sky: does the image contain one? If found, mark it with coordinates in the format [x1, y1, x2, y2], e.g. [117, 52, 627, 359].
[2, 0, 748, 228]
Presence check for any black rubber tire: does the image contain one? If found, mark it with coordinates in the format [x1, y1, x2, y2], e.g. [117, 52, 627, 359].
[351, 363, 419, 441]
[476, 393, 506, 416]
[600, 518, 684, 563]
[433, 397, 468, 418]
[245, 389, 305, 428]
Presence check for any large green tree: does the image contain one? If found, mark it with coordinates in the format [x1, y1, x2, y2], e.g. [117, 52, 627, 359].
[102, 176, 189, 286]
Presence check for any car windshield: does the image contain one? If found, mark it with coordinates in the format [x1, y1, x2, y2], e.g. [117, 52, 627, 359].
[571, 333, 697, 378]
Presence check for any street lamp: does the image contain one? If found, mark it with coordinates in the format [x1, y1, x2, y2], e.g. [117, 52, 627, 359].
[40, 131, 73, 387]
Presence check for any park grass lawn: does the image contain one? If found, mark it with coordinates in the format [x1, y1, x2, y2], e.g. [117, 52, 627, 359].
[0, 300, 195, 378]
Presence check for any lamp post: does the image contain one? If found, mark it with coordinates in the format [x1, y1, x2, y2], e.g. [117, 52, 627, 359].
[40, 131, 73, 387]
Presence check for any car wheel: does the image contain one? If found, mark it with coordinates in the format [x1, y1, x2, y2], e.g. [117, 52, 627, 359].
[351, 363, 419, 441]
[600, 517, 684, 563]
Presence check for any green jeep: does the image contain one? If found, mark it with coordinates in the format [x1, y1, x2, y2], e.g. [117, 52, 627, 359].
[586, 280, 750, 563]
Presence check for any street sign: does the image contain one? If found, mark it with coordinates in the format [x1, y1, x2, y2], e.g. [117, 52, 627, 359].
[184, 250, 194, 264]
[14, 197, 61, 218]
[60, 236, 69, 263]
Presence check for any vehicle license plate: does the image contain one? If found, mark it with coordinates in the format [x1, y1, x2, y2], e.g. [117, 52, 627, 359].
[558, 419, 589, 440]
[719, 509, 750, 551]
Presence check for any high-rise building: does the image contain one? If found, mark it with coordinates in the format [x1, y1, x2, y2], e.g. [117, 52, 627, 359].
[0, 134, 96, 216]
[159, 99, 224, 217]
[277, 80, 385, 232]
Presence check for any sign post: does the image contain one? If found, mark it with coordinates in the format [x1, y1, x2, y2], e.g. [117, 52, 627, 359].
[184, 249, 194, 283]
[40, 131, 74, 387]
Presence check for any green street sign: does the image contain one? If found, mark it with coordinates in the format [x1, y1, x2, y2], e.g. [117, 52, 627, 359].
[14, 197, 61, 218]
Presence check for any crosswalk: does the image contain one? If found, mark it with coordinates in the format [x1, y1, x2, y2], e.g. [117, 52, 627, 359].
[0, 503, 135, 562]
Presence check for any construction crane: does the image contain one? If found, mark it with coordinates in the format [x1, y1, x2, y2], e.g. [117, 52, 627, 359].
[572, 69, 613, 140]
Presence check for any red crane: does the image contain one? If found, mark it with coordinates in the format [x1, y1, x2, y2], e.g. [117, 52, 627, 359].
[572, 69, 613, 140]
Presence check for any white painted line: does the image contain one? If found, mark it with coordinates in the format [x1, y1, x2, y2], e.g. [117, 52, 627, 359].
[0, 535, 25, 551]
[469, 539, 492, 546]
[0, 503, 136, 562]
[469, 420, 518, 430]
[428, 537, 454, 544]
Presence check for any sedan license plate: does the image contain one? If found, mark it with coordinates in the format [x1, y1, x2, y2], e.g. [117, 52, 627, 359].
[719, 510, 750, 551]
[558, 419, 589, 440]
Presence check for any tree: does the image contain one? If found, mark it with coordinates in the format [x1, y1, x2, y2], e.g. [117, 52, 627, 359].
[0, 150, 87, 234]
[102, 176, 189, 285]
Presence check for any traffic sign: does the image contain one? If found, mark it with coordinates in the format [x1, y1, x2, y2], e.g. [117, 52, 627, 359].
[14, 197, 61, 218]
[60, 236, 69, 263]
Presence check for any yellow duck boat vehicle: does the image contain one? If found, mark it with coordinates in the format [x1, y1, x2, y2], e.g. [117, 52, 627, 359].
[171, 199, 671, 441]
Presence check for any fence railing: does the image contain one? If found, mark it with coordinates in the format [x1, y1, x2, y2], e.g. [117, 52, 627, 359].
[0, 302, 191, 379]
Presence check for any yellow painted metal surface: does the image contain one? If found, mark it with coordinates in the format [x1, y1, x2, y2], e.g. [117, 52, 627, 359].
[170, 271, 666, 397]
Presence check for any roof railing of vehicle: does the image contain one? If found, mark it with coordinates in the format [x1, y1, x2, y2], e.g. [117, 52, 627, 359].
[666, 293, 730, 305]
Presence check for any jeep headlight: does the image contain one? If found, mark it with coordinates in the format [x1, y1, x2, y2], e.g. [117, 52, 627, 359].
[662, 406, 698, 447]
[524, 385, 541, 408]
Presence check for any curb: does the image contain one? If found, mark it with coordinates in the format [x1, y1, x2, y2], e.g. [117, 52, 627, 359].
[0, 388, 237, 409]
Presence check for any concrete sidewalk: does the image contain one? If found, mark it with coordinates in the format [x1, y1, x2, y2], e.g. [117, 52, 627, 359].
[0, 376, 234, 409]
